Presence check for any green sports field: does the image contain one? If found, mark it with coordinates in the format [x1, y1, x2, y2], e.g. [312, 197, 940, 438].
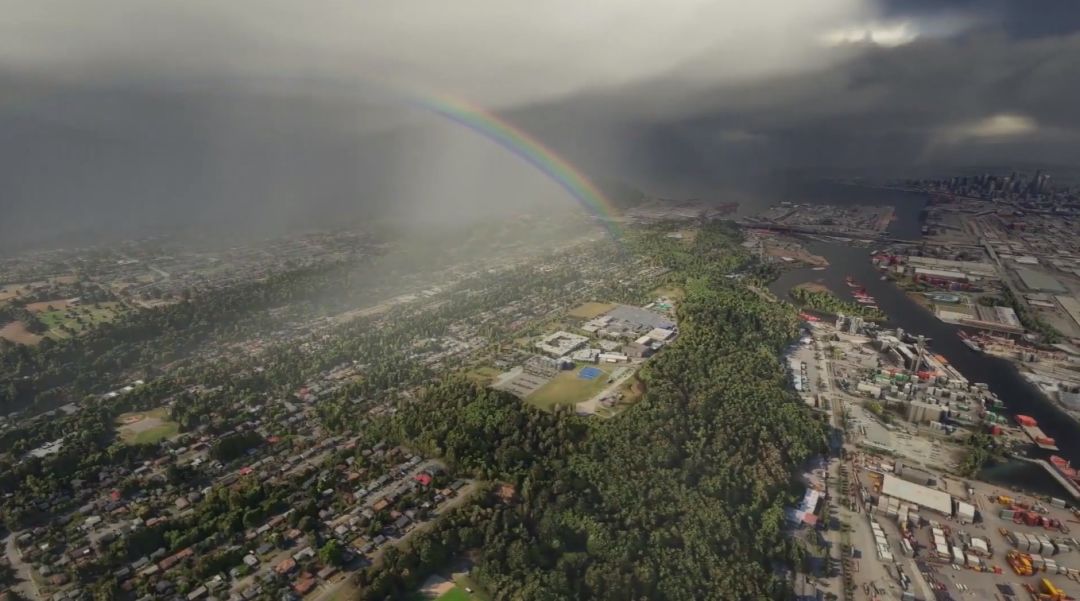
[526, 363, 613, 410]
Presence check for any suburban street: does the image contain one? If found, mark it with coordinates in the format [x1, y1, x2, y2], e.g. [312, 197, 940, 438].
[4, 532, 41, 601]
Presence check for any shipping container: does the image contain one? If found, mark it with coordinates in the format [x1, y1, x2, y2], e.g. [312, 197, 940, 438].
[951, 547, 965, 565]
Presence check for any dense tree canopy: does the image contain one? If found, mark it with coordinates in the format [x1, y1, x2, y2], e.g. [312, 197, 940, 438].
[365, 223, 828, 600]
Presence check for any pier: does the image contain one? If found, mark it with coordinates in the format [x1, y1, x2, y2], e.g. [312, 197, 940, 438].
[1013, 456, 1080, 500]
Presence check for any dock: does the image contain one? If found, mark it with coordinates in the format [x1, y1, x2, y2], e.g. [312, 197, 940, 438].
[1014, 456, 1080, 500]
[1020, 424, 1060, 451]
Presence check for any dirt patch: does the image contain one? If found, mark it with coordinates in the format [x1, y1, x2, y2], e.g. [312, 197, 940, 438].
[115, 408, 179, 444]
[119, 413, 146, 425]
[794, 281, 831, 294]
[25, 298, 75, 313]
[418, 575, 455, 599]
[0, 321, 43, 345]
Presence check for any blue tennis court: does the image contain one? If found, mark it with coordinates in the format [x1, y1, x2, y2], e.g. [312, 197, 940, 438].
[578, 367, 602, 380]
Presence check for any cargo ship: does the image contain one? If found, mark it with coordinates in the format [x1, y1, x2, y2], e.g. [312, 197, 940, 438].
[1016, 415, 1060, 451]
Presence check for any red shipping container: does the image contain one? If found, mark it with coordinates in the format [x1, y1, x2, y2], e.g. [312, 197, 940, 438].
[1016, 415, 1037, 427]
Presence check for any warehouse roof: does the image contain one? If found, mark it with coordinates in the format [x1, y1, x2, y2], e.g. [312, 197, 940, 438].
[881, 474, 952, 515]
[1016, 268, 1067, 293]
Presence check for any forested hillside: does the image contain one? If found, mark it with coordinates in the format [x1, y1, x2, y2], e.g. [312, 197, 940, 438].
[365, 222, 827, 600]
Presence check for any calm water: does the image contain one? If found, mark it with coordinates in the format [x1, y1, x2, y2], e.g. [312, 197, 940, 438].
[757, 182, 1080, 494]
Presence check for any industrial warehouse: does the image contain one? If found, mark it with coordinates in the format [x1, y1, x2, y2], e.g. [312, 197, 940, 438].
[784, 307, 1080, 601]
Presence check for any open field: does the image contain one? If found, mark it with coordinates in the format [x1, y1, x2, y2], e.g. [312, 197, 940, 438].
[567, 301, 616, 319]
[450, 574, 490, 601]
[115, 408, 179, 445]
[0, 281, 46, 302]
[527, 363, 614, 410]
[465, 366, 502, 386]
[39, 302, 123, 338]
[0, 321, 43, 345]
[408, 571, 490, 601]
[435, 588, 470, 601]
[651, 285, 685, 301]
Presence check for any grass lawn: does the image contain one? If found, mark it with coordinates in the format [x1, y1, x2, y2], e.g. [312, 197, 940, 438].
[464, 366, 502, 386]
[567, 301, 616, 319]
[527, 363, 613, 410]
[39, 302, 123, 339]
[652, 285, 685, 301]
[116, 407, 180, 445]
[451, 574, 491, 601]
[435, 588, 471, 601]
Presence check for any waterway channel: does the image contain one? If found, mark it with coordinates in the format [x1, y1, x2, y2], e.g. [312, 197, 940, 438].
[758, 183, 1079, 496]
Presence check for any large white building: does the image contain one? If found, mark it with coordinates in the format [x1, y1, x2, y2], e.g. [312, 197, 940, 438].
[880, 473, 953, 515]
[535, 331, 589, 357]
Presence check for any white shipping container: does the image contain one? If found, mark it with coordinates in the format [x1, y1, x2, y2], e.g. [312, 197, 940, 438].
[951, 547, 965, 565]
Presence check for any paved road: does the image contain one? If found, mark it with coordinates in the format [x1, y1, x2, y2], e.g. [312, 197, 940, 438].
[4, 533, 41, 600]
[312, 481, 478, 601]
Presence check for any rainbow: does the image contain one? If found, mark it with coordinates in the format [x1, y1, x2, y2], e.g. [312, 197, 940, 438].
[407, 93, 623, 239]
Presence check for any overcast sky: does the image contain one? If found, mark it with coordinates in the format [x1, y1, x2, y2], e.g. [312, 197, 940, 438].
[2, 0, 1079, 249]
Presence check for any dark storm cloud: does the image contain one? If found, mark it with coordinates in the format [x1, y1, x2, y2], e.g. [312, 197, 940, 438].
[879, 0, 1080, 38]
[0, 0, 1078, 250]
[561, 27, 1080, 190]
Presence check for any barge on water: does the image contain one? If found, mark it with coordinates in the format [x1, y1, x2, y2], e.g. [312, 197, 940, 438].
[1016, 414, 1060, 451]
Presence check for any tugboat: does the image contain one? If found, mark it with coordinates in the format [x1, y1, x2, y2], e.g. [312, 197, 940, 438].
[959, 332, 982, 352]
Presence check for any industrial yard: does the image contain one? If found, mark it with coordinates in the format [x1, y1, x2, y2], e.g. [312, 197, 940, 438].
[787, 314, 1080, 601]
